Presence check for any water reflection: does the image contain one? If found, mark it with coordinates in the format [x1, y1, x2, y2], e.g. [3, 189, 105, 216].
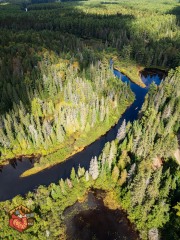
[64, 190, 140, 240]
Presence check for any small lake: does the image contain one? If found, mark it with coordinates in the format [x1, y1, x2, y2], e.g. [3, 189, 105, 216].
[64, 190, 140, 240]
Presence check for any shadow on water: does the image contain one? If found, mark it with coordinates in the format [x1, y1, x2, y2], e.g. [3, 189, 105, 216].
[140, 68, 167, 88]
[0, 69, 164, 201]
[64, 190, 140, 240]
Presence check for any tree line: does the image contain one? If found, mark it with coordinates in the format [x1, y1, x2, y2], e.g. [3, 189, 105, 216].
[0, 66, 179, 240]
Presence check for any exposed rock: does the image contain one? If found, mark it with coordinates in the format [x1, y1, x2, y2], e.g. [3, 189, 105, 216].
[152, 156, 162, 170]
[148, 228, 159, 240]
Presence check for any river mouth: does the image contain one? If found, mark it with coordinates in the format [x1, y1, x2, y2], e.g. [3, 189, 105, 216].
[64, 190, 139, 240]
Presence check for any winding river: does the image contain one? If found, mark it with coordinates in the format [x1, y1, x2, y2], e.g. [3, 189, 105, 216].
[0, 69, 165, 202]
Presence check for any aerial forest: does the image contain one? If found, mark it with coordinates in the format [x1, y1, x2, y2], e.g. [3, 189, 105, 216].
[0, 0, 179, 239]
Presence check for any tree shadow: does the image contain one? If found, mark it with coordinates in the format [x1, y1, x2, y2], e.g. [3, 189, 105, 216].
[168, 5, 180, 26]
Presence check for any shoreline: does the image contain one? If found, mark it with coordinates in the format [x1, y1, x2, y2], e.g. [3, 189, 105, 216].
[0, 66, 166, 177]
[63, 188, 140, 239]
[114, 66, 146, 88]
[0, 98, 133, 177]
[20, 102, 133, 177]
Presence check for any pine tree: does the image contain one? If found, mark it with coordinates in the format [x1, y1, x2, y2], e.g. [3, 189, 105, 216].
[77, 165, 85, 178]
[85, 171, 89, 181]
[112, 165, 119, 183]
[70, 167, 76, 181]
[107, 141, 117, 169]
[117, 119, 126, 141]
[89, 156, 99, 180]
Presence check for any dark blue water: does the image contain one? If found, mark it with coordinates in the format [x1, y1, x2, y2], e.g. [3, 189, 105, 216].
[114, 69, 148, 120]
[0, 70, 164, 201]
[141, 73, 162, 87]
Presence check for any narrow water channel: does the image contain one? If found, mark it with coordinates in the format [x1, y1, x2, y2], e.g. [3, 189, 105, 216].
[0, 69, 165, 201]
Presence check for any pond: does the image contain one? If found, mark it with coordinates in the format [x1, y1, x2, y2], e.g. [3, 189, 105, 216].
[64, 190, 140, 240]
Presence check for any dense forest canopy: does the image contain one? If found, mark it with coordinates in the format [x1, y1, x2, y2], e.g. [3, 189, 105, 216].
[0, 0, 179, 239]
[0, 68, 179, 239]
[0, 0, 140, 168]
